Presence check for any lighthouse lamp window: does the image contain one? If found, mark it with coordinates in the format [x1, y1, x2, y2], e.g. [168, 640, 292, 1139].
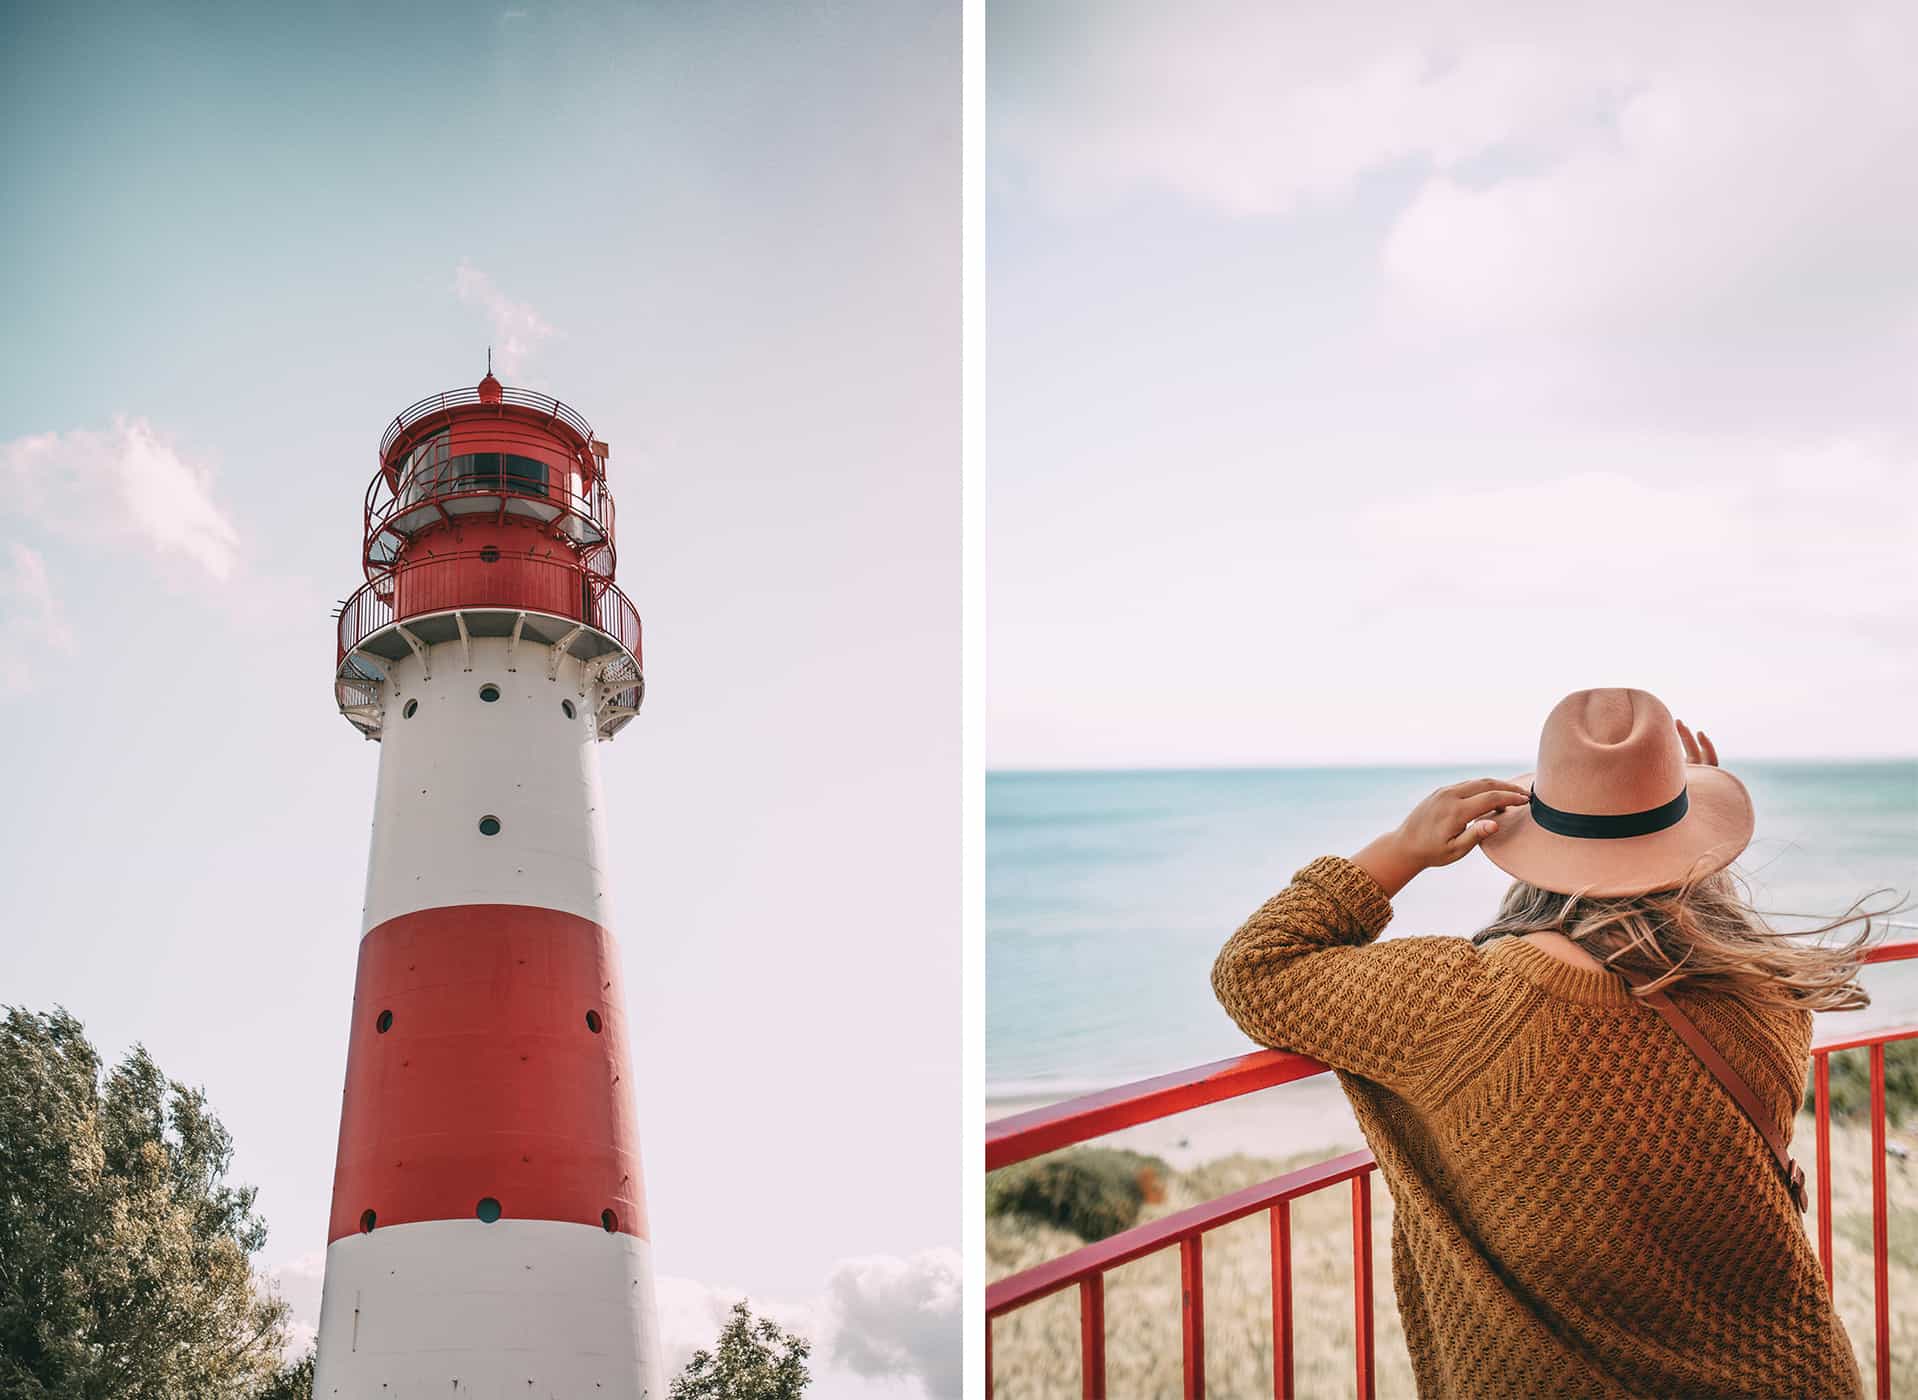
[448, 451, 550, 499]
[397, 431, 552, 503]
[397, 430, 452, 504]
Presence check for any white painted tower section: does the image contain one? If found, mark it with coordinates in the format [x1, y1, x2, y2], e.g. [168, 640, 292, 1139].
[313, 630, 663, 1399]
[359, 633, 614, 932]
[313, 1221, 662, 1399]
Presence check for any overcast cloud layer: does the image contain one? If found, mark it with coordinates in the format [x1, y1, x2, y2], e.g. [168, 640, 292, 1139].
[989, 0, 1918, 767]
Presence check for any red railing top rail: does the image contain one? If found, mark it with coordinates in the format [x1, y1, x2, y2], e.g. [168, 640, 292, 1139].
[985, 1050, 1329, 1172]
[378, 385, 596, 463]
[1811, 1019, 1918, 1056]
[985, 1148, 1374, 1319]
[987, 936, 1918, 1172]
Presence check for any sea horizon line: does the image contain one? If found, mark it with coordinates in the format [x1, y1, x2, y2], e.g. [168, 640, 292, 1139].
[989, 755, 1918, 777]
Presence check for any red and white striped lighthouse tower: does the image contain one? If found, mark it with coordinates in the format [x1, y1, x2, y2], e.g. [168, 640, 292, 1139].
[315, 369, 662, 1395]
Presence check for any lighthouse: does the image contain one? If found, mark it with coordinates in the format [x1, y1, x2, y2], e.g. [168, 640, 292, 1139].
[314, 369, 662, 1394]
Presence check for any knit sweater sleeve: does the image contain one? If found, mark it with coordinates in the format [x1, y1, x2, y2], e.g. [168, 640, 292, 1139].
[1211, 855, 1490, 1105]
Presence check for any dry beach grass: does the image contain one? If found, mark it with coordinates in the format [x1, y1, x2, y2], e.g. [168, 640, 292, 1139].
[986, 1116, 1916, 1398]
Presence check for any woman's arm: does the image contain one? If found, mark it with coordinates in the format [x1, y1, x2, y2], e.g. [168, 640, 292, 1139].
[1211, 780, 1527, 1102]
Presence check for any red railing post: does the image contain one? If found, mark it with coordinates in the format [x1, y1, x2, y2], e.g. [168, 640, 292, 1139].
[1815, 1052, 1833, 1289]
[985, 1317, 993, 1399]
[1080, 1274, 1106, 1399]
[1352, 1172, 1375, 1400]
[1181, 1234, 1205, 1399]
[1870, 1043, 1889, 1400]
[1270, 1202, 1293, 1400]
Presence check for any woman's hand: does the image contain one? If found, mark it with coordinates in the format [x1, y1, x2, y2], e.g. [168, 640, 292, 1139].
[1676, 718, 1719, 767]
[1353, 778, 1532, 897]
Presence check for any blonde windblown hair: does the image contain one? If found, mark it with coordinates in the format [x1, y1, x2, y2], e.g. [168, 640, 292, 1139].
[1470, 868, 1895, 1014]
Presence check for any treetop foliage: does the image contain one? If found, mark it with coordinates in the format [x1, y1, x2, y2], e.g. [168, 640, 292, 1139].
[0, 1006, 305, 1400]
[668, 1299, 811, 1399]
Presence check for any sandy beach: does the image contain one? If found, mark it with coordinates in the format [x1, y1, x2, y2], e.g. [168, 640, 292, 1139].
[988, 1073, 1365, 1170]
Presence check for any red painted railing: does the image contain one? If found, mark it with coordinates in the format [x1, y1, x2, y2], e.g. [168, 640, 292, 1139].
[986, 938, 1918, 1400]
[336, 549, 643, 672]
[362, 457, 618, 578]
[378, 384, 595, 462]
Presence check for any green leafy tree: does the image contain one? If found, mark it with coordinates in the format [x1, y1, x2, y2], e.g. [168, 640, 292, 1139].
[0, 1006, 294, 1399]
[669, 1300, 811, 1399]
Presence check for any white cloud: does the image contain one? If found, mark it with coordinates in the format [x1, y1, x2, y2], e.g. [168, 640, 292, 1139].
[282, 1318, 317, 1360]
[2, 418, 242, 580]
[0, 543, 74, 697]
[654, 1272, 824, 1384]
[454, 259, 556, 375]
[992, 1, 1918, 435]
[1356, 441, 1918, 634]
[825, 1250, 961, 1400]
[1379, 17, 1918, 351]
[991, 2, 1604, 216]
[996, 2, 1918, 222]
[625, 1252, 962, 1398]
[0, 420, 244, 693]
[263, 1250, 325, 1360]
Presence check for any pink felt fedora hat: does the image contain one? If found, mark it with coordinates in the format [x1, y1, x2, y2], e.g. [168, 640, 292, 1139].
[1478, 688, 1754, 898]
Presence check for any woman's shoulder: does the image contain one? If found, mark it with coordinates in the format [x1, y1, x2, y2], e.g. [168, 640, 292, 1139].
[1680, 987, 1815, 1107]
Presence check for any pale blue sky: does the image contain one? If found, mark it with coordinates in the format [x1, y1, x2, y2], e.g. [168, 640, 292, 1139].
[1, 2, 956, 1393]
[988, 0, 1918, 770]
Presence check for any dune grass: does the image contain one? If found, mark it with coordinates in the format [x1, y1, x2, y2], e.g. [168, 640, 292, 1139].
[987, 1117, 1915, 1398]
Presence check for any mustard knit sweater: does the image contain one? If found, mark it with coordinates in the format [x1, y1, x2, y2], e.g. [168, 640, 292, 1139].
[1211, 856, 1861, 1400]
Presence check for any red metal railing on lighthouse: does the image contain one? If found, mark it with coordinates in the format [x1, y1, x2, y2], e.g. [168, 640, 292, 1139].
[986, 936, 1918, 1400]
[335, 551, 643, 672]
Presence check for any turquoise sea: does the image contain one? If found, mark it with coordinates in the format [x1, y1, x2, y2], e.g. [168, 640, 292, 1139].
[987, 763, 1918, 1097]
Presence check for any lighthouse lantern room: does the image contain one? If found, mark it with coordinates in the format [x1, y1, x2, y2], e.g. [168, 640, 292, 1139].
[315, 370, 663, 1395]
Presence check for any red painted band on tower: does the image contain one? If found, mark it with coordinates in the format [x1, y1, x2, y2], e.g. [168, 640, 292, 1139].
[327, 904, 649, 1244]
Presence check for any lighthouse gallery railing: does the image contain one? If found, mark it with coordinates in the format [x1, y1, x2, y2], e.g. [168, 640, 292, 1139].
[336, 549, 643, 672]
[378, 384, 596, 462]
[362, 443, 619, 577]
[985, 934, 1918, 1400]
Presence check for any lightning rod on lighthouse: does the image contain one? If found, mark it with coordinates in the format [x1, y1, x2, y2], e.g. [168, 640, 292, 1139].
[315, 369, 662, 1394]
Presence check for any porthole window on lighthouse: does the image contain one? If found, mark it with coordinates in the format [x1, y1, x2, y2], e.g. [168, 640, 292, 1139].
[562, 699, 577, 720]
[601, 1209, 619, 1233]
[478, 545, 501, 564]
[359, 1209, 377, 1233]
[402, 699, 418, 719]
[479, 684, 501, 703]
[478, 815, 502, 836]
[476, 1197, 502, 1224]
[376, 1009, 393, 1033]
[586, 1010, 602, 1033]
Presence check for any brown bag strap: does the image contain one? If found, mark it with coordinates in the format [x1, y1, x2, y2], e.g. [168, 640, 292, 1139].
[1625, 976, 1808, 1213]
